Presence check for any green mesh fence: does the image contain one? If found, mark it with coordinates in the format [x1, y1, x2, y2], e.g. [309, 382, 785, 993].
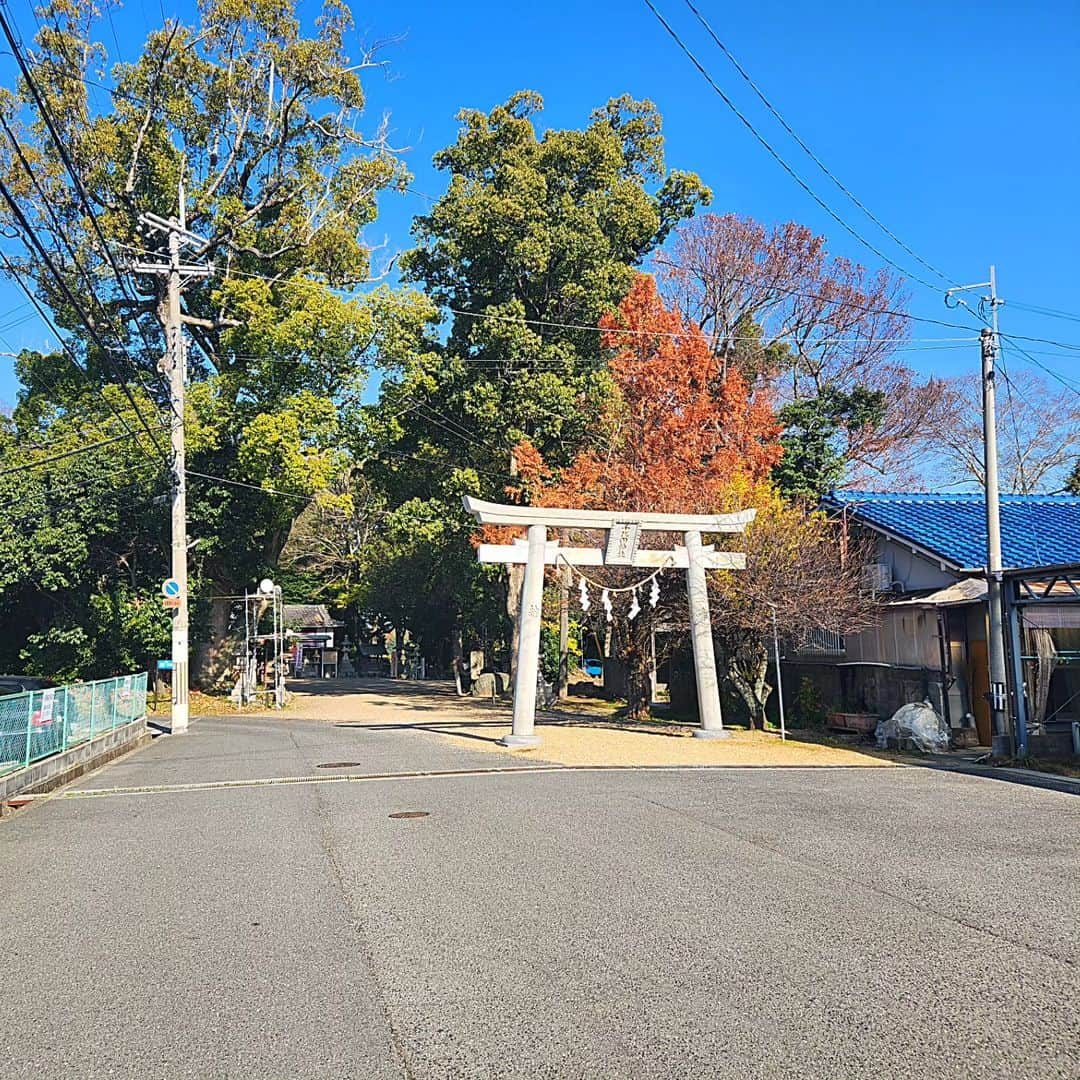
[0, 673, 147, 777]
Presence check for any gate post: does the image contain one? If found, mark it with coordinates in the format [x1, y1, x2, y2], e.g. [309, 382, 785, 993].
[23, 692, 34, 767]
[501, 524, 546, 748]
[684, 529, 729, 739]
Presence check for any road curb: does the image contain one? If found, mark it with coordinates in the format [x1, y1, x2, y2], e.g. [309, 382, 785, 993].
[918, 760, 1080, 796]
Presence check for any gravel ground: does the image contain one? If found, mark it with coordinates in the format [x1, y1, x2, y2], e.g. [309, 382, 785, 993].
[280, 677, 893, 768]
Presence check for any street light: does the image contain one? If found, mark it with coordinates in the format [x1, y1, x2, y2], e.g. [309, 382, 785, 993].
[766, 602, 786, 742]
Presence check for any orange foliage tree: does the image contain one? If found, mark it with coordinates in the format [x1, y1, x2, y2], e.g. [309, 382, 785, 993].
[515, 274, 783, 719]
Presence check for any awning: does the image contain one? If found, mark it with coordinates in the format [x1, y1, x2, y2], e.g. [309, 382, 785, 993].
[888, 577, 986, 608]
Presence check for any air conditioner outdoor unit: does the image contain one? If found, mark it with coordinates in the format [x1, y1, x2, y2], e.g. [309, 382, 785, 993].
[862, 563, 892, 593]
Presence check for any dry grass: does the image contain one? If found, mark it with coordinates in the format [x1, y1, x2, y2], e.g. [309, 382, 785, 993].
[440, 715, 895, 768]
[148, 689, 272, 718]
[272, 680, 893, 769]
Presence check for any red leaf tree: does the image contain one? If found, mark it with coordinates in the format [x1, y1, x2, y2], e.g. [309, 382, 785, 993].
[517, 275, 783, 719]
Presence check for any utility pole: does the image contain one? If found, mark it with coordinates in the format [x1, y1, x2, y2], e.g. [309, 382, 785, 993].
[947, 268, 1011, 756]
[134, 186, 210, 735]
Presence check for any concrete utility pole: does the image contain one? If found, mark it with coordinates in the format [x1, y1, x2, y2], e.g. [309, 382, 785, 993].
[166, 226, 189, 733]
[948, 268, 1010, 755]
[135, 188, 210, 735]
[982, 314, 1010, 751]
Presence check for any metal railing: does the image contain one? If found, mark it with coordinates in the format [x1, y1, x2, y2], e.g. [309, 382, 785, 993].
[0, 673, 147, 777]
[795, 628, 847, 656]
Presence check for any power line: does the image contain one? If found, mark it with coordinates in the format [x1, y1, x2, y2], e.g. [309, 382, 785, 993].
[1001, 335, 1080, 398]
[0, 7, 171, 459]
[185, 469, 316, 503]
[0, 109, 174, 415]
[639, 0, 940, 292]
[0, 462, 167, 513]
[0, 5, 174, 396]
[1007, 301, 1080, 326]
[377, 448, 507, 482]
[681, 0, 955, 288]
[0, 172, 170, 463]
[412, 401, 506, 459]
[0, 430, 138, 475]
[0, 249, 168, 461]
[445, 303, 974, 341]
[0, 6, 158, 317]
[450, 293, 1080, 354]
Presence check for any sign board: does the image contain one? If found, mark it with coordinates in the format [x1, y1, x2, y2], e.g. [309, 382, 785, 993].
[157, 659, 174, 671]
[39, 687, 55, 725]
[604, 521, 641, 566]
[161, 578, 181, 599]
[162, 596, 181, 609]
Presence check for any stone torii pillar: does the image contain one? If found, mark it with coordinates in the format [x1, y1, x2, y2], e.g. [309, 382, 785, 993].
[508, 523, 547, 748]
[463, 497, 755, 748]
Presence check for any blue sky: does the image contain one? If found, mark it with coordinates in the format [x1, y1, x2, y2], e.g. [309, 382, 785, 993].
[0, 0, 1078, 408]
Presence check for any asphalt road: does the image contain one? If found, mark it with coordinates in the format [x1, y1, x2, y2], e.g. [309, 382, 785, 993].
[1, 707, 1077, 1079]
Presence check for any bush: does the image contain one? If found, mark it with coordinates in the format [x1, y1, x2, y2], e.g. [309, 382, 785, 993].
[793, 676, 827, 728]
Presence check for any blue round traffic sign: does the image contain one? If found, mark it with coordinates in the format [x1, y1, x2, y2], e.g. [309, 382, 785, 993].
[161, 578, 181, 598]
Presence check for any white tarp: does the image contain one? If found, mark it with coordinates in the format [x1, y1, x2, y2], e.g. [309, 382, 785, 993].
[875, 700, 950, 754]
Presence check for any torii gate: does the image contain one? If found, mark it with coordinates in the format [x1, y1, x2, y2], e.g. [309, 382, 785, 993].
[463, 496, 755, 748]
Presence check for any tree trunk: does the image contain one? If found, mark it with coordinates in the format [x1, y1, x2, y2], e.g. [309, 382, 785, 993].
[620, 614, 654, 722]
[193, 595, 233, 689]
[506, 563, 524, 686]
[451, 616, 466, 696]
[727, 639, 771, 730]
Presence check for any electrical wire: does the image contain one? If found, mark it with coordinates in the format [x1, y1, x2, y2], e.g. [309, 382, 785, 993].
[377, 448, 507, 482]
[0, 5, 173, 375]
[0, 3, 172, 372]
[0, 462, 167, 513]
[0, 9, 173, 455]
[120, 238, 1080, 353]
[0, 109, 173, 414]
[681, 0, 955, 288]
[0, 250, 169, 460]
[446, 303, 980, 344]
[640, 0, 940, 292]
[0, 430, 138, 475]
[0, 173, 170, 463]
[1008, 301, 1080, 325]
[412, 401, 506, 459]
[1000, 335, 1080, 398]
[185, 469, 316, 502]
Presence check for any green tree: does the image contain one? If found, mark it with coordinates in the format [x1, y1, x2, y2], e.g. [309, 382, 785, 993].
[774, 385, 887, 501]
[359, 92, 710, 665]
[0, 0, 433, 679]
[0, 371, 170, 678]
[1067, 460, 1080, 495]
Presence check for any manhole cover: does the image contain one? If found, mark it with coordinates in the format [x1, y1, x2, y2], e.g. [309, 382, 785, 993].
[316, 762, 363, 769]
[389, 811, 430, 820]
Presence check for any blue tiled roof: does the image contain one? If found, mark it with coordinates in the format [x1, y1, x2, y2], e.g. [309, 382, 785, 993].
[826, 492, 1080, 571]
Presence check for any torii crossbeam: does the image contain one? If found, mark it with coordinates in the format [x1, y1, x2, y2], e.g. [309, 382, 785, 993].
[463, 497, 755, 748]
